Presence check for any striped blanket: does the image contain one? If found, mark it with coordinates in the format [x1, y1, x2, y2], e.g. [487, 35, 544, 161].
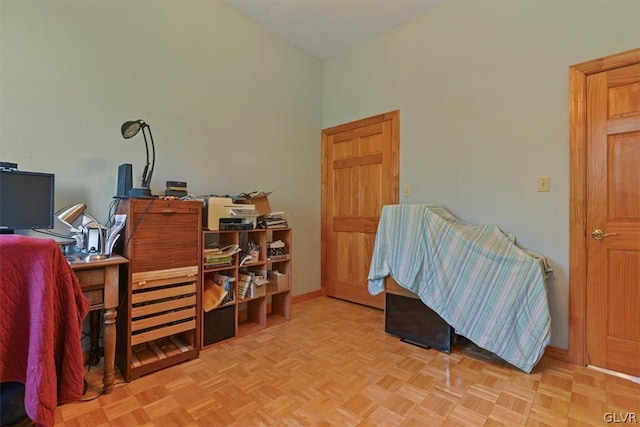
[368, 205, 551, 373]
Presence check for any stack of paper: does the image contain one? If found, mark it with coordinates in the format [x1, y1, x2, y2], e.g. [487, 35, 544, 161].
[203, 244, 241, 269]
[258, 211, 288, 229]
[104, 214, 126, 256]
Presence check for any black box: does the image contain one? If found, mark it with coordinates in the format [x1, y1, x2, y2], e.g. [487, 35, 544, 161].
[203, 305, 235, 346]
[164, 189, 188, 197]
[117, 163, 133, 198]
[166, 180, 187, 189]
[385, 293, 455, 353]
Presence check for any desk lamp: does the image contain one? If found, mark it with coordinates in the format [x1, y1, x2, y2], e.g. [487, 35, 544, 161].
[56, 203, 86, 227]
[120, 119, 155, 198]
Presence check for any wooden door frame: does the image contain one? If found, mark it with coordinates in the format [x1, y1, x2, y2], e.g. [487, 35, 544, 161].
[321, 110, 400, 294]
[568, 48, 640, 366]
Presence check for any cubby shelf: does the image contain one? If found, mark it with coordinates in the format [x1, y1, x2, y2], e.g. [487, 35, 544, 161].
[200, 228, 292, 349]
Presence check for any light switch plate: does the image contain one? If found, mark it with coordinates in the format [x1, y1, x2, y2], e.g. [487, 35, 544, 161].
[537, 176, 550, 192]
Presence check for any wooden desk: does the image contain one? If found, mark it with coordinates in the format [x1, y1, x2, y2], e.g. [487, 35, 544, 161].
[69, 255, 128, 394]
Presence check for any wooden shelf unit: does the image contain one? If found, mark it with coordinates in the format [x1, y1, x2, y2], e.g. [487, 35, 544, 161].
[200, 228, 292, 348]
[265, 228, 292, 328]
[115, 198, 202, 381]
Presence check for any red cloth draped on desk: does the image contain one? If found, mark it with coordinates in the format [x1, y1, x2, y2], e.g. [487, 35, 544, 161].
[0, 235, 89, 427]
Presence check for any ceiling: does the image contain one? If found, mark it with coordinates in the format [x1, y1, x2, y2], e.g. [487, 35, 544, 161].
[222, 0, 447, 60]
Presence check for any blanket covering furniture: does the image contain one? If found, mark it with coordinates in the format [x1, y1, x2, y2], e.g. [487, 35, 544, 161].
[368, 205, 551, 373]
[0, 235, 89, 427]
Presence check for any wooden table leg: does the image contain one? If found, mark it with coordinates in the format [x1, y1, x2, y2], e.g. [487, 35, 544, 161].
[73, 257, 127, 395]
[102, 307, 117, 394]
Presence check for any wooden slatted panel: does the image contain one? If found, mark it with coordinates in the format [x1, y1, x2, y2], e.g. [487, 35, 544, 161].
[131, 320, 196, 346]
[132, 275, 198, 292]
[132, 265, 198, 286]
[127, 202, 200, 272]
[131, 283, 196, 305]
[131, 295, 196, 319]
[131, 307, 196, 333]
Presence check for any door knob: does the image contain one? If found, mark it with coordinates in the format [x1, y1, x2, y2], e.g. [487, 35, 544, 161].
[591, 229, 619, 240]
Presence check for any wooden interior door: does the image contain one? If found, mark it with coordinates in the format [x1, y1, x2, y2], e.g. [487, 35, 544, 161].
[586, 63, 640, 377]
[321, 111, 399, 309]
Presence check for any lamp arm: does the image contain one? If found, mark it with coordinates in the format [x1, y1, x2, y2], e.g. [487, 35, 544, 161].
[140, 126, 151, 188]
[144, 125, 156, 189]
[83, 213, 109, 260]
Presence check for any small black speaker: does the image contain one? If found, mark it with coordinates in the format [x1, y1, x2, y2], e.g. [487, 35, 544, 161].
[116, 163, 132, 198]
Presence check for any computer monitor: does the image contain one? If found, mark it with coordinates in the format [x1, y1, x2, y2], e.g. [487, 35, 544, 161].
[0, 170, 55, 233]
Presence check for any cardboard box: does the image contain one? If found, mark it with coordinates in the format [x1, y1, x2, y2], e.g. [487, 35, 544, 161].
[252, 275, 268, 298]
[237, 191, 272, 216]
[267, 271, 289, 292]
[252, 281, 266, 298]
[239, 273, 268, 299]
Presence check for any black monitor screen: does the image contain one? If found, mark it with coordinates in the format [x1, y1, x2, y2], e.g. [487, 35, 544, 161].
[0, 170, 55, 230]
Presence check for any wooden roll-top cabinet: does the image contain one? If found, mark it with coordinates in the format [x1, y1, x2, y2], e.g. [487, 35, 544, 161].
[115, 198, 202, 381]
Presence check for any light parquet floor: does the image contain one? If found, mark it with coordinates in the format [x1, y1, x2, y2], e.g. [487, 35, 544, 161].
[54, 296, 639, 426]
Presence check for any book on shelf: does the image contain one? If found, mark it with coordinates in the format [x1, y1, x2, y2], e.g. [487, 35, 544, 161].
[258, 219, 288, 229]
[203, 244, 241, 269]
[203, 244, 240, 259]
[236, 270, 268, 299]
[204, 255, 233, 262]
[257, 211, 288, 228]
[204, 254, 233, 262]
[213, 273, 235, 285]
[213, 273, 235, 304]
[259, 211, 286, 219]
[222, 282, 234, 304]
[204, 260, 233, 270]
[237, 271, 255, 300]
[238, 272, 254, 283]
[263, 219, 288, 226]
[237, 279, 250, 300]
[264, 223, 288, 229]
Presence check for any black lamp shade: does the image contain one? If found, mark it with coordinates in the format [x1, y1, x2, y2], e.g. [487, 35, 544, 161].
[121, 120, 144, 139]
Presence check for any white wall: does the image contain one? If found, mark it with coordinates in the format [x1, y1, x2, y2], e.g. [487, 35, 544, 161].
[3, 0, 638, 348]
[0, 0, 323, 296]
[323, 0, 640, 348]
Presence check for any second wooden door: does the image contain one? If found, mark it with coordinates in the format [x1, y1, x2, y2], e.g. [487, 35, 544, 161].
[586, 62, 640, 377]
[322, 111, 399, 309]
